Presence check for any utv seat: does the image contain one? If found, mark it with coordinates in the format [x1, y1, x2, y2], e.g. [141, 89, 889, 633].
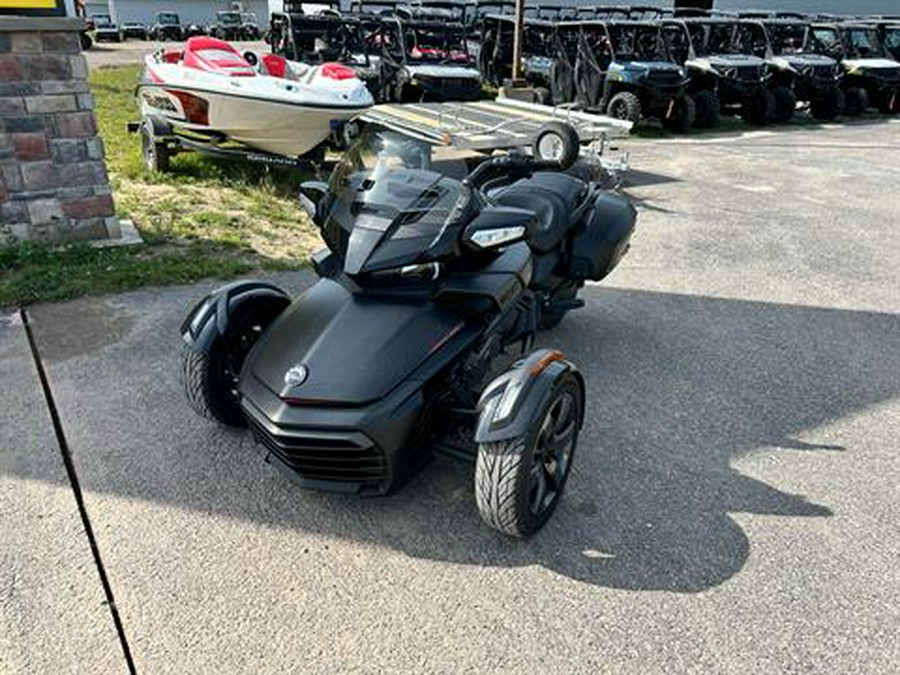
[493, 172, 588, 252]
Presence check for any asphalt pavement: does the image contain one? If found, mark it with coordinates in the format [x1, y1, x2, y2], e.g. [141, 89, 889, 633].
[3, 119, 900, 673]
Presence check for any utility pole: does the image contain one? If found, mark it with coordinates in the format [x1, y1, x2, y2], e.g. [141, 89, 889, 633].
[511, 0, 524, 82]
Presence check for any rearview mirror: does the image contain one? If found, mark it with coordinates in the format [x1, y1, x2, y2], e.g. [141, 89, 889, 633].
[299, 181, 329, 225]
[463, 205, 537, 250]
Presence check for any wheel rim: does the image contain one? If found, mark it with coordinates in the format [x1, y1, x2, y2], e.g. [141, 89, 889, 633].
[529, 390, 577, 516]
[610, 100, 629, 120]
[536, 132, 564, 161]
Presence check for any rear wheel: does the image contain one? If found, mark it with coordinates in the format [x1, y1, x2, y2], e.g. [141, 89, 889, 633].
[741, 87, 775, 125]
[692, 89, 720, 128]
[810, 86, 844, 120]
[771, 86, 797, 123]
[607, 91, 642, 124]
[661, 94, 696, 132]
[844, 87, 870, 116]
[475, 373, 582, 537]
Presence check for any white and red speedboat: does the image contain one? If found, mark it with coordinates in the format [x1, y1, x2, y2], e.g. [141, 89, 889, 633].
[137, 36, 374, 157]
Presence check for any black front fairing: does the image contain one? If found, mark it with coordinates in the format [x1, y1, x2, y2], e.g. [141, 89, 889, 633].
[243, 278, 476, 405]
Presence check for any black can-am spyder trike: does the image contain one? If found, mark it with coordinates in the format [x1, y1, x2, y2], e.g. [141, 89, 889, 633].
[180, 122, 636, 536]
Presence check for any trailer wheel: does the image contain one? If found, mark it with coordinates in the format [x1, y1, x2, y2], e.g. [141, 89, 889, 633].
[844, 87, 869, 116]
[741, 87, 775, 125]
[810, 86, 844, 120]
[141, 122, 170, 173]
[475, 372, 582, 537]
[661, 94, 696, 132]
[533, 121, 580, 168]
[772, 86, 797, 123]
[607, 91, 642, 124]
[692, 90, 720, 128]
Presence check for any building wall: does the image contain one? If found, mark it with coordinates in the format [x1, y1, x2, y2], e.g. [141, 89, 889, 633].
[85, 0, 270, 27]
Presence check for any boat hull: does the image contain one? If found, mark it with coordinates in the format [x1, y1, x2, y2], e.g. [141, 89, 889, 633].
[137, 82, 368, 157]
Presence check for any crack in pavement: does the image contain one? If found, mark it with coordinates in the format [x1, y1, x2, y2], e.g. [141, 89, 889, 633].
[20, 308, 137, 675]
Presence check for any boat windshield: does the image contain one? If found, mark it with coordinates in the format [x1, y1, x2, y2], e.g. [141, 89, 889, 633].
[327, 129, 471, 236]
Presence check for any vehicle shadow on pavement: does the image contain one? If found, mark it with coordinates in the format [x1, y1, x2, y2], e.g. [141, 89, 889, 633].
[19, 282, 900, 594]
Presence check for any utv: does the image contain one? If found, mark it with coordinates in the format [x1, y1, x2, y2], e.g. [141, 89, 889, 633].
[240, 12, 262, 40]
[122, 21, 149, 41]
[149, 12, 184, 42]
[662, 18, 774, 126]
[809, 22, 900, 114]
[390, 7, 482, 101]
[475, 11, 557, 97]
[91, 14, 123, 43]
[755, 18, 844, 120]
[555, 20, 696, 131]
[213, 11, 244, 41]
[873, 21, 900, 61]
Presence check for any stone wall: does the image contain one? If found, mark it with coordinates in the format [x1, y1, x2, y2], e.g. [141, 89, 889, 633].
[0, 16, 119, 244]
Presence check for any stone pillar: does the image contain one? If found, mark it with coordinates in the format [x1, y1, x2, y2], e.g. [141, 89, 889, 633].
[1, 16, 120, 244]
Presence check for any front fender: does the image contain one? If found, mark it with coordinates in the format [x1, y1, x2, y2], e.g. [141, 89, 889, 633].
[180, 280, 290, 354]
[475, 349, 585, 444]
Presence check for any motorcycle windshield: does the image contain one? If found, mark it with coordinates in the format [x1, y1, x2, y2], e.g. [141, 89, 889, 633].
[324, 130, 471, 273]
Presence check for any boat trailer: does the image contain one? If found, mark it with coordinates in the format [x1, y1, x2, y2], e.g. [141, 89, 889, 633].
[130, 95, 632, 181]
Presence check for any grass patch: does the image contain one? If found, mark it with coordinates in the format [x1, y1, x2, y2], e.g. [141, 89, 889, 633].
[1, 65, 321, 307]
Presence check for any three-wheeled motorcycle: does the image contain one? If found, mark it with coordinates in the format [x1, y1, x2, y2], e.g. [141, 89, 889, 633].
[180, 123, 636, 536]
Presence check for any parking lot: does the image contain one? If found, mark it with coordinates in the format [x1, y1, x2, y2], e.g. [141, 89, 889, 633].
[3, 119, 900, 673]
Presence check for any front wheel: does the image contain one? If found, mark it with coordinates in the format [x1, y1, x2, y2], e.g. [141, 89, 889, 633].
[810, 86, 844, 120]
[844, 87, 870, 116]
[692, 89, 720, 128]
[475, 373, 583, 537]
[771, 86, 797, 123]
[181, 302, 285, 427]
[607, 91, 642, 124]
[741, 87, 775, 125]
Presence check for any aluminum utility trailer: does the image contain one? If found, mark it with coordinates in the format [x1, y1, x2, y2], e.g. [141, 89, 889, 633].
[360, 96, 633, 182]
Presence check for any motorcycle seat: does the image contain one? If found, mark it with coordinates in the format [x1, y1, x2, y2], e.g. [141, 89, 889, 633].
[493, 173, 588, 253]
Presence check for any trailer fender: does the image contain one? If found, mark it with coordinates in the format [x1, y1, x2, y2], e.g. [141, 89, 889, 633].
[180, 280, 290, 354]
[475, 349, 585, 444]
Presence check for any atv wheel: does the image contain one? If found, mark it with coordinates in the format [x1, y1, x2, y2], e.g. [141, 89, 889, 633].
[692, 89, 720, 128]
[475, 373, 582, 537]
[532, 121, 580, 169]
[661, 94, 696, 132]
[181, 302, 285, 427]
[771, 86, 797, 123]
[607, 91, 642, 123]
[140, 122, 170, 173]
[810, 86, 844, 120]
[741, 88, 775, 125]
[844, 87, 870, 116]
